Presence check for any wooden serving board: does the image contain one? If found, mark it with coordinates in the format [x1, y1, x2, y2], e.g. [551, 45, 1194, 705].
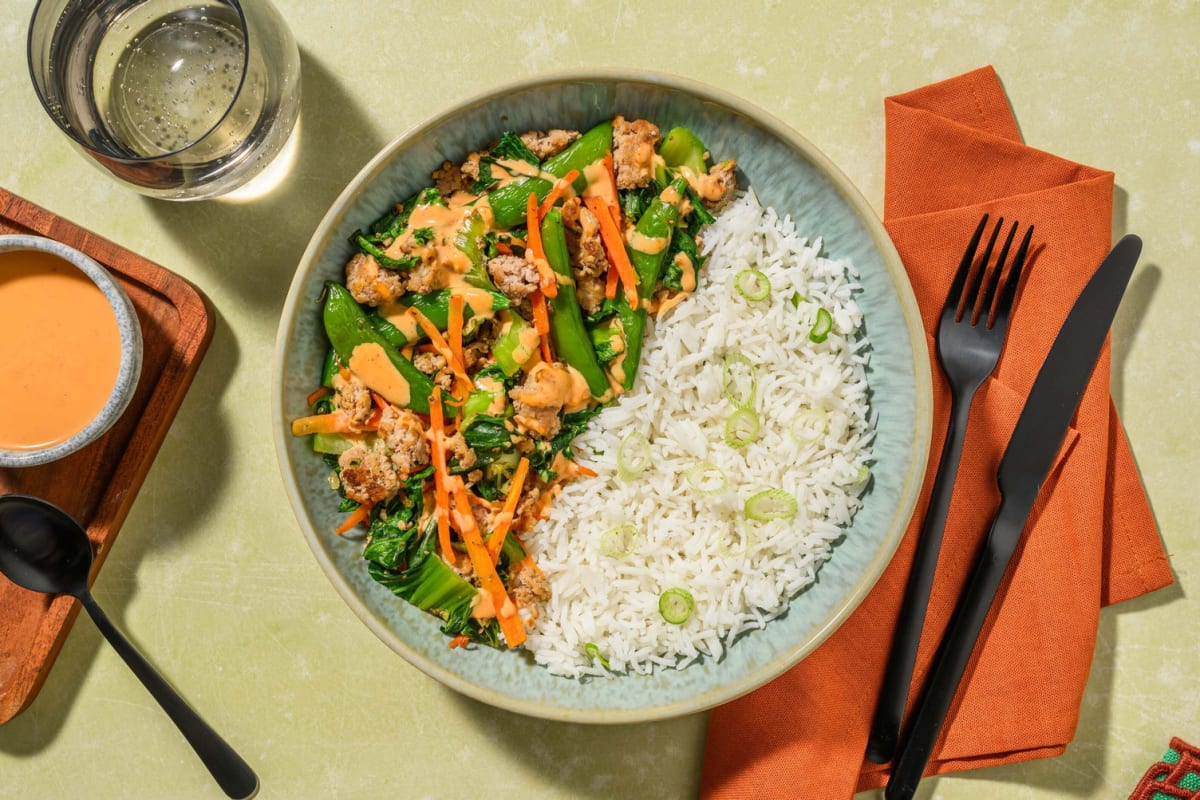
[0, 188, 214, 724]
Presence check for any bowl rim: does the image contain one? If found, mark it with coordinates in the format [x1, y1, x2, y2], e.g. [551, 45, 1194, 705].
[272, 67, 932, 722]
[0, 234, 143, 468]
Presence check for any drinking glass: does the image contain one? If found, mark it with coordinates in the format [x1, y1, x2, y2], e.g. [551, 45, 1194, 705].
[28, 0, 301, 201]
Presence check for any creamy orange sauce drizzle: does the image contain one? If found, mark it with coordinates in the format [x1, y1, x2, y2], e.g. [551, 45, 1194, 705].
[380, 305, 422, 342]
[677, 166, 726, 203]
[581, 160, 617, 209]
[384, 203, 478, 277]
[675, 251, 697, 291]
[627, 230, 668, 255]
[348, 342, 411, 406]
[0, 251, 122, 450]
[521, 362, 592, 414]
[497, 312, 541, 370]
[475, 375, 508, 415]
[607, 319, 629, 388]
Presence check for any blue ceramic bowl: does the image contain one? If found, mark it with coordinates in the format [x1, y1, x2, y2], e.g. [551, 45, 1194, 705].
[272, 70, 931, 723]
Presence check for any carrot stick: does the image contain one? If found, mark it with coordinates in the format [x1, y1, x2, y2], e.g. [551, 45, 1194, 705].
[452, 489, 526, 648]
[529, 289, 553, 362]
[486, 457, 530, 563]
[538, 169, 580, 218]
[448, 634, 470, 649]
[604, 262, 618, 300]
[584, 195, 639, 308]
[306, 386, 332, 406]
[525, 192, 557, 298]
[603, 152, 620, 227]
[291, 411, 352, 436]
[334, 503, 372, 535]
[495, 241, 513, 255]
[429, 388, 454, 562]
[410, 307, 472, 390]
[574, 462, 598, 478]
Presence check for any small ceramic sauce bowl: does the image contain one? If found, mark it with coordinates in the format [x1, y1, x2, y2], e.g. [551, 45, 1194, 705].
[0, 235, 142, 467]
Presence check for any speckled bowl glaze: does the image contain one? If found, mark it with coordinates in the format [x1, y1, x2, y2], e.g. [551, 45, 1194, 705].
[0, 235, 142, 468]
[273, 70, 932, 723]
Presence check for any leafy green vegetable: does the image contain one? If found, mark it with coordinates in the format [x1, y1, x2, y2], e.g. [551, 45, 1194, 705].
[529, 407, 603, 482]
[619, 182, 664, 223]
[661, 229, 704, 292]
[490, 131, 539, 165]
[590, 323, 624, 365]
[585, 296, 620, 325]
[366, 518, 490, 640]
[415, 187, 445, 207]
[471, 132, 541, 193]
[412, 226, 435, 245]
[472, 363, 519, 390]
[462, 415, 513, 452]
[350, 186, 447, 265]
[353, 234, 420, 271]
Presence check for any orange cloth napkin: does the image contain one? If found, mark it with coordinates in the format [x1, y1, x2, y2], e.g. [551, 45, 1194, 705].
[701, 66, 1173, 799]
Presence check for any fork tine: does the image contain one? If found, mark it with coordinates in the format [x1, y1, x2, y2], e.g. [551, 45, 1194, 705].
[979, 220, 1020, 326]
[947, 214, 989, 316]
[962, 216, 1003, 322]
[991, 224, 1034, 327]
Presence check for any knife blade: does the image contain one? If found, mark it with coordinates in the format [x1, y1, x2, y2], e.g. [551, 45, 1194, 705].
[885, 234, 1142, 800]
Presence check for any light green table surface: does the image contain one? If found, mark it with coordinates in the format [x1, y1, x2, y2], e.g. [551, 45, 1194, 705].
[1, 2, 1196, 798]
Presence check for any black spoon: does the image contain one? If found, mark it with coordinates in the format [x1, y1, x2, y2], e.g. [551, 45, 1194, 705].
[0, 495, 257, 799]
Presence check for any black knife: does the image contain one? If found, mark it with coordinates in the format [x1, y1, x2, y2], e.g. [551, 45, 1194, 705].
[885, 235, 1142, 799]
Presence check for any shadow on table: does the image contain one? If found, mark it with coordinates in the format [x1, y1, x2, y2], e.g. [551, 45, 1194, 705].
[919, 582, 1183, 799]
[0, 42, 387, 759]
[1110, 185, 1159, 410]
[449, 690, 708, 800]
[144, 48, 387, 314]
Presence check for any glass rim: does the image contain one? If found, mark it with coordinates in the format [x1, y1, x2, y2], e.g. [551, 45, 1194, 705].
[26, 0, 252, 164]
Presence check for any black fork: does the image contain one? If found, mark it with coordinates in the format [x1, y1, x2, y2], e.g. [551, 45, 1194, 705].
[865, 214, 1034, 764]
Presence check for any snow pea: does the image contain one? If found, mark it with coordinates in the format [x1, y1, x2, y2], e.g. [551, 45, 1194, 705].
[487, 121, 614, 229]
[611, 176, 687, 390]
[321, 281, 439, 415]
[540, 208, 609, 397]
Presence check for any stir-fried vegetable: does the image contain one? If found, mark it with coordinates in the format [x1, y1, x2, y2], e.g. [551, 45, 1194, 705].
[291, 116, 735, 651]
[658, 588, 695, 625]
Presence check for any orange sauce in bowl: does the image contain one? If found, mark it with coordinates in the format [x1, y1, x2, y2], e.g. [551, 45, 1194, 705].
[0, 250, 122, 451]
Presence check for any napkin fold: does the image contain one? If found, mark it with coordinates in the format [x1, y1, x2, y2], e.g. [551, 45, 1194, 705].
[701, 66, 1173, 799]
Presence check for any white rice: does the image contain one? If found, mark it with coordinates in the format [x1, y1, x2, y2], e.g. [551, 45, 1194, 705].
[524, 190, 876, 677]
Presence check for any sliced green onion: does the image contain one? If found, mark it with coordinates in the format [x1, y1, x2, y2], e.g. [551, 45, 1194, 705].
[617, 430, 651, 481]
[599, 524, 640, 558]
[659, 588, 695, 624]
[584, 642, 610, 668]
[789, 291, 804, 309]
[734, 268, 771, 301]
[721, 352, 757, 410]
[685, 461, 728, 494]
[744, 489, 799, 521]
[724, 408, 761, 449]
[809, 307, 833, 343]
[790, 407, 828, 446]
